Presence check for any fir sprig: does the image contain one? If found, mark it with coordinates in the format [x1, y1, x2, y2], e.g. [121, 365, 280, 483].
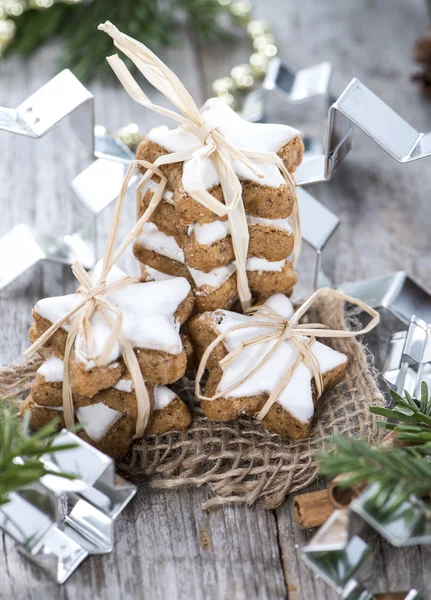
[5, 0, 231, 82]
[370, 382, 431, 443]
[318, 436, 431, 510]
[0, 406, 77, 505]
[317, 384, 431, 511]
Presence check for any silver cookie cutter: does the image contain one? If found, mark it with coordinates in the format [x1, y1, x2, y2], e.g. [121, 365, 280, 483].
[0, 430, 136, 583]
[0, 69, 136, 291]
[242, 58, 431, 186]
[301, 482, 429, 599]
[341, 272, 431, 327]
[383, 315, 431, 397]
[297, 187, 340, 291]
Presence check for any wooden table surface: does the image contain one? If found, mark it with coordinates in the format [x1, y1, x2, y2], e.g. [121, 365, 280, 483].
[1, 1, 431, 598]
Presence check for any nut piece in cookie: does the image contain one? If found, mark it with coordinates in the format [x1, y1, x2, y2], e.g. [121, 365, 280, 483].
[29, 260, 194, 396]
[189, 294, 347, 439]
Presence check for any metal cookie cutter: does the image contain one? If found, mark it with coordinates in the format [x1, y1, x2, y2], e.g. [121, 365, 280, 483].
[302, 483, 429, 599]
[341, 272, 431, 327]
[243, 58, 431, 186]
[383, 315, 431, 397]
[0, 69, 136, 291]
[0, 430, 136, 583]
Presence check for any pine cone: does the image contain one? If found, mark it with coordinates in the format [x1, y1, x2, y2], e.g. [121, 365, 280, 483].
[412, 28, 431, 95]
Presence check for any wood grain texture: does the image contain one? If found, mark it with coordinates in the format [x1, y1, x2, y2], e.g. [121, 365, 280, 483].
[0, 0, 431, 598]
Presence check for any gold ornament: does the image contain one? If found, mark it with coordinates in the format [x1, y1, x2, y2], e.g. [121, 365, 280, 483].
[0, 19, 15, 46]
[252, 33, 276, 52]
[249, 52, 269, 78]
[261, 43, 277, 58]
[230, 63, 254, 89]
[117, 123, 142, 149]
[247, 19, 269, 39]
[3, 0, 24, 16]
[30, 0, 54, 8]
[212, 76, 235, 96]
[229, 0, 252, 24]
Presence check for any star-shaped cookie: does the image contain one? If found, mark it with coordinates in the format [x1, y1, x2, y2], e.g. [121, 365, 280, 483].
[189, 294, 348, 439]
[137, 98, 303, 225]
[29, 260, 194, 397]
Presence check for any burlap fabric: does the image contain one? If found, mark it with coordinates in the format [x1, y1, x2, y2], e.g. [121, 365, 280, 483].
[0, 295, 384, 509]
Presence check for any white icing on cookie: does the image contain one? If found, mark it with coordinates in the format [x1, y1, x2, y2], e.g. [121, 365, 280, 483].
[246, 257, 286, 272]
[147, 181, 174, 204]
[113, 378, 134, 393]
[75, 404, 122, 442]
[147, 98, 299, 194]
[188, 220, 230, 245]
[247, 215, 292, 233]
[188, 263, 236, 290]
[143, 265, 177, 282]
[35, 261, 190, 367]
[137, 223, 185, 263]
[37, 355, 64, 382]
[154, 386, 177, 410]
[185, 215, 292, 247]
[210, 294, 347, 423]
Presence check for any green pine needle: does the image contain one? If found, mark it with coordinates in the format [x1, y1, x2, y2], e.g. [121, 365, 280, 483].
[5, 0, 231, 82]
[317, 435, 431, 511]
[370, 381, 431, 439]
[317, 384, 431, 512]
[0, 404, 77, 505]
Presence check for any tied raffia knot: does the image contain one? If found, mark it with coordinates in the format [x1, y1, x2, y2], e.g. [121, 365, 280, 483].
[24, 175, 153, 439]
[195, 288, 381, 423]
[98, 21, 299, 310]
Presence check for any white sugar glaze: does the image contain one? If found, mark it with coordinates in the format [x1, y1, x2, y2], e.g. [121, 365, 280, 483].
[137, 223, 185, 263]
[211, 294, 347, 423]
[188, 263, 236, 290]
[37, 355, 64, 382]
[245, 257, 286, 272]
[154, 386, 177, 410]
[187, 215, 292, 246]
[147, 181, 174, 204]
[75, 404, 122, 441]
[147, 98, 299, 193]
[34, 261, 190, 368]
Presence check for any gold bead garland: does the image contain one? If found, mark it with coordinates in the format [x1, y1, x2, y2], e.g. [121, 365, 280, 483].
[1, 0, 278, 150]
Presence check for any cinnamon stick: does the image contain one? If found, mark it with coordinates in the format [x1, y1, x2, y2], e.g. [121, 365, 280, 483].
[293, 489, 334, 529]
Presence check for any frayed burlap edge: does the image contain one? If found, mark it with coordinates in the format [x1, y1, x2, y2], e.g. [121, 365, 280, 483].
[0, 296, 385, 509]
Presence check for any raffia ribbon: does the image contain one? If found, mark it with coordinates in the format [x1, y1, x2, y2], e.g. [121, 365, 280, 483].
[195, 287, 380, 420]
[22, 163, 167, 439]
[98, 21, 301, 310]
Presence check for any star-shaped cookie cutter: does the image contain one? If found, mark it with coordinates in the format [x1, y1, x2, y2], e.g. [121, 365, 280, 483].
[383, 315, 431, 397]
[242, 58, 431, 186]
[0, 430, 136, 583]
[301, 482, 429, 599]
[0, 69, 136, 292]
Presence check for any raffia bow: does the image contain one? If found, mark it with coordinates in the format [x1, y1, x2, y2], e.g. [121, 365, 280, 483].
[98, 21, 301, 310]
[22, 166, 165, 440]
[195, 288, 380, 420]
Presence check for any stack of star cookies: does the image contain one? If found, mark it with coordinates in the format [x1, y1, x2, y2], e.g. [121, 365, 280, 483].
[21, 262, 194, 459]
[133, 99, 304, 312]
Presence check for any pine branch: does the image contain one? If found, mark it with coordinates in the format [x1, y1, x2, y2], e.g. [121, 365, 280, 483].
[0, 405, 77, 505]
[317, 435, 431, 511]
[5, 0, 231, 82]
[370, 382, 431, 443]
